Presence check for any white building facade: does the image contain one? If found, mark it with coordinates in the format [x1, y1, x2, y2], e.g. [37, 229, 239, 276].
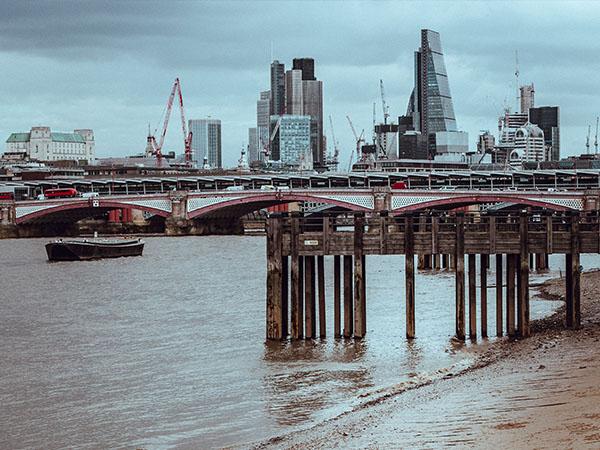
[5, 127, 95, 163]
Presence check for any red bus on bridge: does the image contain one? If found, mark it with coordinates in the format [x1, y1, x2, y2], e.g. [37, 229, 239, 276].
[41, 188, 79, 199]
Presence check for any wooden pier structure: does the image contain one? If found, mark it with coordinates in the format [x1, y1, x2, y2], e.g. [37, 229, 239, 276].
[266, 211, 591, 341]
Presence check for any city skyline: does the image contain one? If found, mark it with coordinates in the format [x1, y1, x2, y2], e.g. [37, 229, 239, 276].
[0, 1, 599, 167]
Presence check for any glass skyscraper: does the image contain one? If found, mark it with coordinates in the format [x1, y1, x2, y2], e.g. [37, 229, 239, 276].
[188, 119, 222, 168]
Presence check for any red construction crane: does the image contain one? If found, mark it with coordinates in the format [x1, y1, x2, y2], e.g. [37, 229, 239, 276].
[150, 78, 194, 166]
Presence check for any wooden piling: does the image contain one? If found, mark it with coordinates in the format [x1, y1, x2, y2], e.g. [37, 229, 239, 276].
[290, 215, 302, 339]
[266, 217, 283, 340]
[495, 254, 503, 337]
[282, 256, 289, 338]
[405, 215, 415, 339]
[566, 213, 581, 328]
[480, 254, 488, 338]
[343, 255, 353, 337]
[506, 254, 516, 337]
[455, 213, 465, 340]
[353, 213, 366, 338]
[317, 255, 326, 338]
[468, 254, 477, 340]
[305, 255, 315, 339]
[518, 213, 530, 338]
[334, 255, 341, 337]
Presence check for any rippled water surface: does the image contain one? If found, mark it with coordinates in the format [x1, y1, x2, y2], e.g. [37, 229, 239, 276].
[0, 237, 579, 449]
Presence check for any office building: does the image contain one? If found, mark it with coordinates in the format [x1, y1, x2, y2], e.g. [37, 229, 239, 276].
[405, 29, 467, 158]
[270, 115, 311, 168]
[248, 127, 259, 163]
[285, 69, 304, 115]
[5, 126, 95, 163]
[520, 83, 535, 113]
[374, 123, 399, 158]
[188, 119, 222, 168]
[292, 58, 315, 81]
[512, 122, 546, 164]
[529, 106, 560, 161]
[270, 61, 285, 116]
[256, 90, 270, 161]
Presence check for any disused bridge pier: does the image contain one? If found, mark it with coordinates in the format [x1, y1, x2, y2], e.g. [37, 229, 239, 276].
[266, 212, 589, 341]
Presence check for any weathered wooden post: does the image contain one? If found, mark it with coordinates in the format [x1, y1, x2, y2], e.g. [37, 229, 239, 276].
[266, 216, 283, 340]
[480, 254, 488, 338]
[334, 255, 341, 337]
[506, 254, 516, 337]
[305, 255, 316, 339]
[455, 213, 466, 340]
[290, 214, 302, 339]
[566, 212, 581, 328]
[343, 255, 353, 337]
[495, 254, 503, 337]
[518, 212, 530, 337]
[282, 255, 289, 338]
[468, 254, 477, 340]
[353, 213, 366, 338]
[405, 214, 415, 339]
[317, 255, 326, 338]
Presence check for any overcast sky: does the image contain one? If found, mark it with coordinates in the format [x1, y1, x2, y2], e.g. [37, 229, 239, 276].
[1, 0, 599, 168]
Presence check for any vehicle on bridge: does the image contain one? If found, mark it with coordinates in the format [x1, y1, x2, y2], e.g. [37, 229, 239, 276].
[37, 188, 79, 200]
[0, 191, 14, 201]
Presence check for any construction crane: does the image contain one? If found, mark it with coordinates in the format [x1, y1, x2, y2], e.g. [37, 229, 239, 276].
[595, 117, 599, 154]
[149, 78, 193, 166]
[586, 124, 591, 154]
[328, 115, 340, 170]
[380, 79, 389, 125]
[346, 115, 364, 172]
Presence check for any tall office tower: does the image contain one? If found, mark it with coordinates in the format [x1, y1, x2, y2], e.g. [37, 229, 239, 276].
[302, 78, 324, 164]
[270, 60, 285, 116]
[256, 90, 271, 159]
[520, 84, 535, 113]
[285, 69, 304, 115]
[292, 58, 315, 81]
[188, 119, 222, 168]
[513, 122, 545, 163]
[407, 29, 467, 159]
[248, 127, 259, 163]
[270, 115, 312, 167]
[529, 106, 560, 161]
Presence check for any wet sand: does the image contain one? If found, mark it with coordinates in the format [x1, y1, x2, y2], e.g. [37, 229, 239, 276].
[257, 271, 600, 449]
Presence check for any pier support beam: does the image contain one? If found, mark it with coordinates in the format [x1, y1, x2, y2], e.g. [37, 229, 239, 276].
[304, 256, 316, 339]
[495, 254, 503, 337]
[282, 256, 288, 338]
[334, 255, 341, 338]
[566, 212, 581, 329]
[405, 215, 415, 339]
[518, 213, 530, 338]
[290, 215, 303, 339]
[455, 213, 465, 340]
[468, 254, 477, 340]
[480, 254, 488, 338]
[343, 255, 353, 338]
[353, 213, 366, 338]
[506, 254, 516, 337]
[318, 255, 326, 338]
[266, 217, 283, 340]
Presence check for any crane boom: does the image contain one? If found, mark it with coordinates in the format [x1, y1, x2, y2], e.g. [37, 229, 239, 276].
[153, 78, 194, 166]
[595, 116, 599, 154]
[328, 115, 339, 160]
[586, 124, 591, 154]
[346, 115, 359, 141]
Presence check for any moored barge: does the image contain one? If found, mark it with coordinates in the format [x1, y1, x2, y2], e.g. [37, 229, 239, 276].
[46, 238, 144, 261]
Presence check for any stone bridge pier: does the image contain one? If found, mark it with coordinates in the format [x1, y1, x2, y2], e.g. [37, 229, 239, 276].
[0, 204, 17, 238]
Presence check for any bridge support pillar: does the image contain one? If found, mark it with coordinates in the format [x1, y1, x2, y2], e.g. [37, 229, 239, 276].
[517, 213, 530, 338]
[506, 254, 517, 337]
[468, 254, 477, 340]
[304, 256, 316, 339]
[343, 255, 353, 338]
[353, 213, 366, 339]
[318, 255, 326, 338]
[333, 255, 341, 338]
[480, 254, 488, 338]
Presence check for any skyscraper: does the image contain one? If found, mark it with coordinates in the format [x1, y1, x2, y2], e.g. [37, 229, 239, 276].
[270, 61, 285, 116]
[256, 90, 270, 160]
[188, 119, 222, 168]
[270, 115, 311, 167]
[285, 69, 304, 115]
[292, 58, 315, 81]
[248, 127, 258, 163]
[406, 29, 467, 158]
[520, 84, 535, 113]
[529, 106, 560, 161]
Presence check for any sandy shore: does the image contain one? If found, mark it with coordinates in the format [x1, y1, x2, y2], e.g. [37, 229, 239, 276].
[256, 272, 600, 449]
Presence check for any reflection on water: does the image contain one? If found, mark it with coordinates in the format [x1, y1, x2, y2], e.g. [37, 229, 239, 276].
[0, 237, 579, 449]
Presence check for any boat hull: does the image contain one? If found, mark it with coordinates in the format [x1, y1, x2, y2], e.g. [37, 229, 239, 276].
[46, 239, 144, 261]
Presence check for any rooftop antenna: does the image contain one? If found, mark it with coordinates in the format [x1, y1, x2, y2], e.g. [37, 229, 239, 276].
[586, 125, 591, 154]
[595, 117, 599, 154]
[514, 50, 520, 113]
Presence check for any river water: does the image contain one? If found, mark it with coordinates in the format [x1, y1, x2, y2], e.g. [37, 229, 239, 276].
[0, 237, 586, 449]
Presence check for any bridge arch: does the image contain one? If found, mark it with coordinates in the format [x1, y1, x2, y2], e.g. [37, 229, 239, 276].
[187, 191, 373, 219]
[15, 197, 172, 224]
[391, 193, 582, 215]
